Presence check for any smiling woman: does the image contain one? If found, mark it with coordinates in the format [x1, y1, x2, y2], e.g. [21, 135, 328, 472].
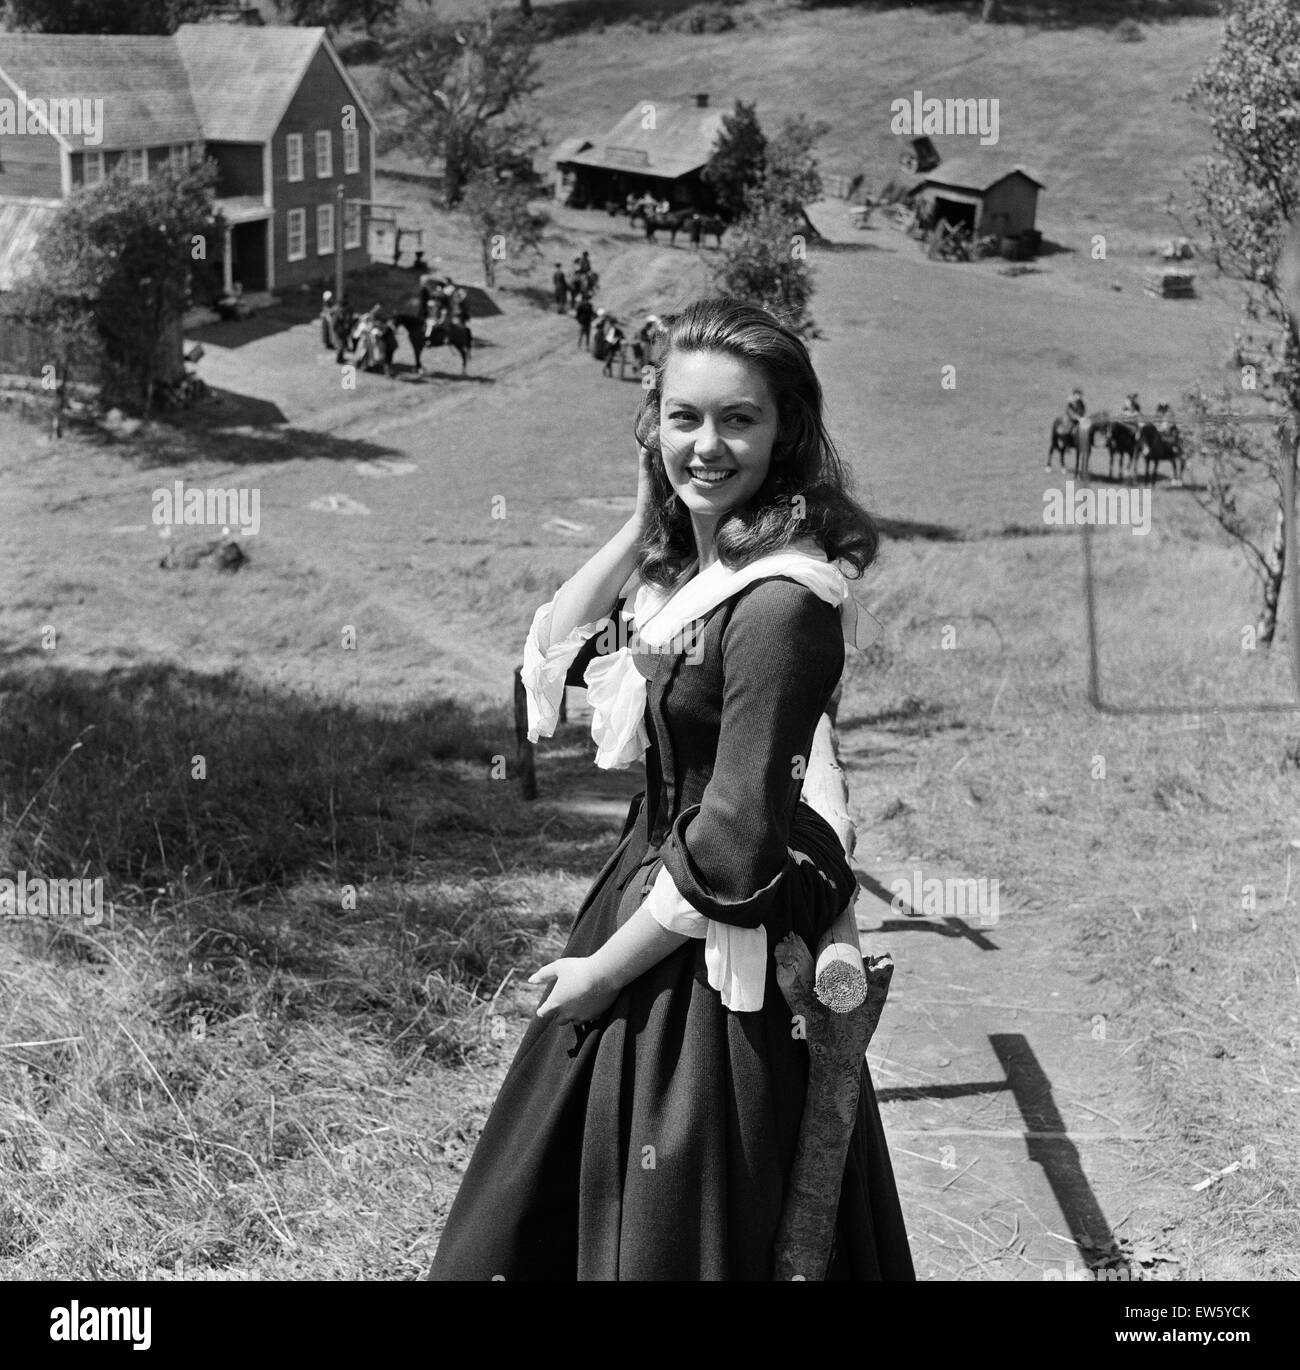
[427, 299, 912, 1282]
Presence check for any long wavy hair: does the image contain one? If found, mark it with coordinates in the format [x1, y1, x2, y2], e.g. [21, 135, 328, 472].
[632, 298, 879, 592]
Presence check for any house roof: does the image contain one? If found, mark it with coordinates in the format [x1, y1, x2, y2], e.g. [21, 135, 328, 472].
[0, 26, 376, 154]
[175, 23, 355, 144]
[0, 198, 59, 290]
[0, 35, 202, 150]
[559, 100, 728, 181]
[921, 154, 1045, 195]
[551, 135, 594, 165]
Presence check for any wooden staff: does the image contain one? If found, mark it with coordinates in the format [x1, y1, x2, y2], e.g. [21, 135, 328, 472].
[772, 708, 894, 1280]
[1275, 217, 1300, 702]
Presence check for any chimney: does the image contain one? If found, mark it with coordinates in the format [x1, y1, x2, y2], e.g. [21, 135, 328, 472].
[695, 93, 709, 109]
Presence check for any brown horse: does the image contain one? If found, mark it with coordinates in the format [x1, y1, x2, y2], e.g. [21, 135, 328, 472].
[395, 312, 472, 374]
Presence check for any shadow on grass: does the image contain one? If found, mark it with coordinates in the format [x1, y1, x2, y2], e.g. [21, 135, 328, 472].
[0, 660, 629, 899]
[876, 515, 965, 542]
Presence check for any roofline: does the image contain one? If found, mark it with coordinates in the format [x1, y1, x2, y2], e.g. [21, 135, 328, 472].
[0, 62, 73, 152]
[256, 27, 377, 146]
[922, 167, 1045, 192]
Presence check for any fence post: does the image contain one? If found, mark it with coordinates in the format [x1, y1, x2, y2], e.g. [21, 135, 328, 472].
[513, 665, 537, 800]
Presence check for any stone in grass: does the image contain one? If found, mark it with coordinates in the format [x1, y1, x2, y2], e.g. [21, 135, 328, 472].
[160, 538, 248, 572]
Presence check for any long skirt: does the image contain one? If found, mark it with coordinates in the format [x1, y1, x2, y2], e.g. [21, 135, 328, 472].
[427, 793, 915, 1281]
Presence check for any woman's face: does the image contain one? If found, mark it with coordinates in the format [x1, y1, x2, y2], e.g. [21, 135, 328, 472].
[657, 349, 779, 521]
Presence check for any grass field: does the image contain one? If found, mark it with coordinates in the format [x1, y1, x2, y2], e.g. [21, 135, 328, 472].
[2, 0, 1299, 1281]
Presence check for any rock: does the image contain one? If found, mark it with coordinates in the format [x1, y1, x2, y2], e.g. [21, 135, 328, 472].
[160, 538, 248, 572]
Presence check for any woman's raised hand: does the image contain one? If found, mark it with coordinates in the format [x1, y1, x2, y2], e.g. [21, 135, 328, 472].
[631, 442, 655, 533]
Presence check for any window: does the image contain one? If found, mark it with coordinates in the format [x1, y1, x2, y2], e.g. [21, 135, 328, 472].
[343, 201, 361, 250]
[316, 203, 334, 255]
[286, 207, 306, 261]
[128, 148, 148, 183]
[286, 133, 303, 182]
[170, 144, 188, 171]
[343, 127, 359, 175]
[315, 130, 332, 178]
[83, 150, 104, 186]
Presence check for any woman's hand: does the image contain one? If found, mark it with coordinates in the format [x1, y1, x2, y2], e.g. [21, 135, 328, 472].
[529, 957, 619, 1027]
[631, 442, 655, 534]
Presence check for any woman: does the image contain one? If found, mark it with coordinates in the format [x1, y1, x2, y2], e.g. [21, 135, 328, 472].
[428, 298, 913, 1281]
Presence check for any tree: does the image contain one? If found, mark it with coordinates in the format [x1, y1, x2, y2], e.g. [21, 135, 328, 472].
[380, 4, 542, 208]
[274, 0, 398, 35]
[13, 159, 220, 413]
[702, 99, 766, 223]
[711, 113, 829, 337]
[4, 0, 213, 32]
[460, 166, 546, 288]
[1186, 0, 1300, 645]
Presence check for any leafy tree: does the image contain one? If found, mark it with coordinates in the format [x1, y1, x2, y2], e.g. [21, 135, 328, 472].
[712, 199, 816, 337]
[711, 114, 828, 337]
[702, 99, 766, 223]
[380, 4, 542, 208]
[459, 166, 546, 288]
[4, 0, 213, 33]
[12, 160, 220, 413]
[273, 0, 398, 35]
[1186, 0, 1300, 645]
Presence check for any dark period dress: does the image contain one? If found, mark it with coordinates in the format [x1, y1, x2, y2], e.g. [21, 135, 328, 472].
[428, 575, 914, 1280]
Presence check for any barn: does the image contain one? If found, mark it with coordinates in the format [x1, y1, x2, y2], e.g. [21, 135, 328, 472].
[917, 156, 1044, 241]
[553, 93, 726, 212]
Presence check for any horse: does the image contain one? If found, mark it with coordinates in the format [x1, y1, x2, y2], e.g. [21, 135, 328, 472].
[632, 206, 692, 245]
[394, 312, 472, 374]
[1046, 415, 1080, 473]
[1137, 419, 1185, 483]
[1092, 413, 1141, 481]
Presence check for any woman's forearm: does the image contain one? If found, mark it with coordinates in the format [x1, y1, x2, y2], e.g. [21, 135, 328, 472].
[587, 902, 691, 996]
[549, 518, 644, 643]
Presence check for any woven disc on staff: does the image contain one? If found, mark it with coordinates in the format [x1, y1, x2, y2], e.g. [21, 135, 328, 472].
[814, 957, 867, 1012]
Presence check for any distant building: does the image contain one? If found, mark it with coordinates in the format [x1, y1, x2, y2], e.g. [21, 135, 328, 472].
[554, 93, 726, 211]
[917, 155, 1044, 239]
[0, 23, 377, 299]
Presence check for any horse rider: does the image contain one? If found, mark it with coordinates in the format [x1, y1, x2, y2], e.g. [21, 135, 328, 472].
[1066, 388, 1086, 426]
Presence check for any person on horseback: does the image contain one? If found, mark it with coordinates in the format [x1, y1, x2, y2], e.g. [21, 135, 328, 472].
[1066, 388, 1086, 426]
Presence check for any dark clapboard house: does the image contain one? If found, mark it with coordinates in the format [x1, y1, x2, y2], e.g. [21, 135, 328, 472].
[0, 22, 377, 310]
[553, 92, 727, 212]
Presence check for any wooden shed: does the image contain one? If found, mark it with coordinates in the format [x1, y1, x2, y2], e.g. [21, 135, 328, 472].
[917, 156, 1044, 240]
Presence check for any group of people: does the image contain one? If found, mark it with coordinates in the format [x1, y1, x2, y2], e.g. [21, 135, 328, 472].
[553, 251, 599, 317]
[587, 310, 662, 378]
[318, 275, 473, 374]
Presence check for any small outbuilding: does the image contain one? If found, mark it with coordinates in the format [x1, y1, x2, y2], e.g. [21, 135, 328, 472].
[917, 155, 1044, 240]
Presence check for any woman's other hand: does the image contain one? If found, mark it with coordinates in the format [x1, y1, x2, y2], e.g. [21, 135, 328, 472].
[529, 957, 619, 1026]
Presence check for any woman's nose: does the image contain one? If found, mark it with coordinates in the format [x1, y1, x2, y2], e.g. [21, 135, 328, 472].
[693, 423, 724, 457]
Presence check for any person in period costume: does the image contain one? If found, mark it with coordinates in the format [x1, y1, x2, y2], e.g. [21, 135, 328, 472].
[1065, 388, 1086, 427]
[600, 315, 625, 377]
[553, 263, 569, 313]
[427, 298, 914, 1282]
[575, 296, 595, 349]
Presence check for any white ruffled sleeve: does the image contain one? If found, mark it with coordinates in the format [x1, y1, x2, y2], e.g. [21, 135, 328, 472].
[520, 594, 613, 744]
[642, 862, 768, 1012]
